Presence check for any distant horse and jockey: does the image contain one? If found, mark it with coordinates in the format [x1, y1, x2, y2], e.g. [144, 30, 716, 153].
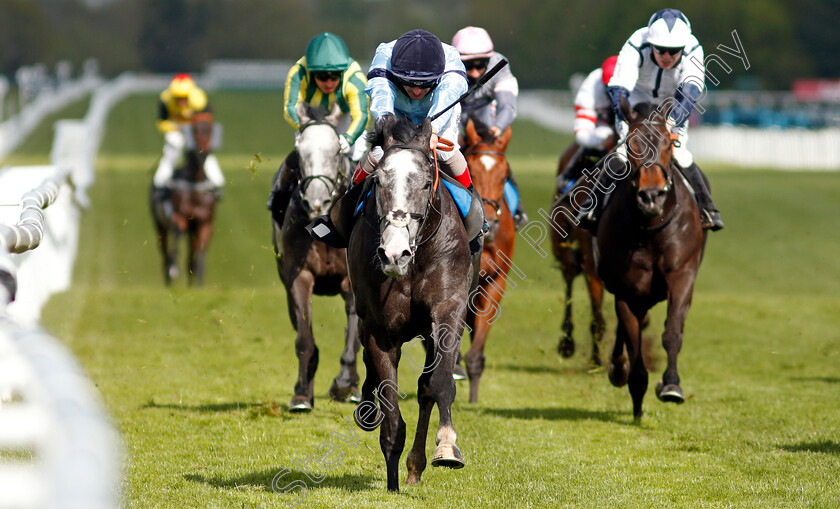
[460, 119, 520, 403]
[150, 111, 220, 286]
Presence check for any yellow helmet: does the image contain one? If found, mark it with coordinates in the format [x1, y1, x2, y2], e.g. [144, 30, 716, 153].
[168, 73, 196, 98]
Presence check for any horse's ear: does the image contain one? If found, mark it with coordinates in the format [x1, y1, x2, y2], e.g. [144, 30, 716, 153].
[379, 114, 398, 148]
[619, 95, 634, 123]
[420, 117, 433, 146]
[326, 102, 342, 126]
[465, 119, 481, 147]
[296, 103, 311, 125]
[496, 125, 513, 151]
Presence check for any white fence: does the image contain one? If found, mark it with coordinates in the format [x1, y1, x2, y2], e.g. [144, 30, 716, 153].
[517, 90, 840, 170]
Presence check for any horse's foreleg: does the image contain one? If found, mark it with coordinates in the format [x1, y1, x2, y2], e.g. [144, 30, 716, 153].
[191, 221, 214, 287]
[287, 272, 318, 412]
[465, 270, 507, 403]
[580, 233, 605, 367]
[366, 336, 405, 492]
[406, 334, 435, 486]
[656, 269, 698, 404]
[353, 323, 382, 431]
[329, 279, 361, 403]
[615, 299, 647, 421]
[429, 314, 465, 470]
[558, 266, 577, 358]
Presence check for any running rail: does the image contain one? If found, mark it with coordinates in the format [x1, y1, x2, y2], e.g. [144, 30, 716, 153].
[0, 168, 121, 508]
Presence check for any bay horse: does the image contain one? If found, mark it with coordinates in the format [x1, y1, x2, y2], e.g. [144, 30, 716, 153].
[461, 119, 517, 403]
[271, 103, 360, 412]
[549, 143, 607, 367]
[596, 98, 706, 420]
[150, 112, 218, 286]
[348, 116, 478, 491]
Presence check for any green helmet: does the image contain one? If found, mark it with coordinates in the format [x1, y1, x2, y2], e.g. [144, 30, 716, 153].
[305, 32, 351, 72]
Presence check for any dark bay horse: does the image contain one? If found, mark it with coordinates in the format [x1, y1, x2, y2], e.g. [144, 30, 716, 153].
[461, 119, 517, 403]
[271, 104, 360, 412]
[549, 142, 607, 367]
[348, 116, 478, 491]
[150, 112, 218, 286]
[596, 99, 706, 420]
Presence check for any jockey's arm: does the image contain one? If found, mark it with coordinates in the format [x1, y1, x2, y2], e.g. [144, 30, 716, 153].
[669, 43, 706, 128]
[341, 66, 370, 144]
[493, 87, 518, 133]
[427, 45, 468, 134]
[366, 43, 398, 124]
[156, 99, 178, 133]
[283, 59, 307, 131]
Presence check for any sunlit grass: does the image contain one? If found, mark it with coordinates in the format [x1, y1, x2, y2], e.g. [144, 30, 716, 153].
[36, 91, 840, 508]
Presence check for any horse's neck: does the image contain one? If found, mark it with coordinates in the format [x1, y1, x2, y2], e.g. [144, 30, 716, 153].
[186, 151, 208, 181]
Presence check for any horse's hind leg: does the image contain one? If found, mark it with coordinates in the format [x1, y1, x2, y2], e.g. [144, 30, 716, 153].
[329, 279, 361, 403]
[287, 272, 318, 412]
[465, 272, 506, 403]
[655, 269, 697, 404]
[615, 299, 648, 421]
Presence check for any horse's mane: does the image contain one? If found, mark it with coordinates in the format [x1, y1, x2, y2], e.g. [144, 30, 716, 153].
[633, 102, 667, 123]
[367, 116, 428, 148]
[301, 104, 331, 123]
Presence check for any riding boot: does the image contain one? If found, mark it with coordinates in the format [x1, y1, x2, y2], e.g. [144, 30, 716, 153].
[267, 151, 300, 225]
[467, 183, 488, 255]
[680, 162, 724, 231]
[505, 167, 528, 229]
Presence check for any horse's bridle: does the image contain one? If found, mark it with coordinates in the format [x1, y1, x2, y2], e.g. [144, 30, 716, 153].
[371, 144, 442, 251]
[464, 147, 508, 217]
[627, 121, 679, 230]
[295, 120, 347, 204]
[627, 121, 674, 193]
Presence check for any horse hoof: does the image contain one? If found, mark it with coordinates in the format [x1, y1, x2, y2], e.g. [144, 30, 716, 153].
[168, 266, 179, 279]
[557, 336, 575, 358]
[288, 396, 313, 413]
[431, 444, 465, 469]
[655, 381, 685, 404]
[608, 362, 629, 387]
[452, 364, 468, 381]
[328, 380, 361, 404]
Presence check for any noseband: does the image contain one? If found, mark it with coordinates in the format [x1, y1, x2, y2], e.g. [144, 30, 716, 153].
[373, 144, 442, 250]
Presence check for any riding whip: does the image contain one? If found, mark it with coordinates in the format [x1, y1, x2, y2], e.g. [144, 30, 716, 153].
[430, 58, 509, 122]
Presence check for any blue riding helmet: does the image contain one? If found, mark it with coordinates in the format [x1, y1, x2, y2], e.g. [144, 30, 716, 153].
[390, 29, 445, 87]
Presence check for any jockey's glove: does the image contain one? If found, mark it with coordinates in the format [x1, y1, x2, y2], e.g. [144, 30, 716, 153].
[338, 135, 351, 154]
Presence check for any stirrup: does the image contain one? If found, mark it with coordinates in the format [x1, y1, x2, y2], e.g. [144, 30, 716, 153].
[700, 209, 725, 231]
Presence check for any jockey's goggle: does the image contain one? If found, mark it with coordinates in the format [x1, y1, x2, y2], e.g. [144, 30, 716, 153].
[398, 76, 438, 89]
[652, 45, 684, 56]
[463, 58, 489, 71]
[312, 71, 343, 82]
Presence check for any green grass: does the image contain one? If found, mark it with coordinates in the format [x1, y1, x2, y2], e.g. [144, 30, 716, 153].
[37, 91, 840, 508]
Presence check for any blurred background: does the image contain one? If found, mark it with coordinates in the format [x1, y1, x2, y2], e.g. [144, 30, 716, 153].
[2, 0, 840, 129]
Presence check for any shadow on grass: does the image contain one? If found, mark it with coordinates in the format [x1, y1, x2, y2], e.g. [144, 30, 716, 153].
[790, 376, 840, 384]
[463, 405, 628, 425]
[184, 468, 378, 494]
[779, 441, 840, 455]
[493, 362, 593, 375]
[141, 400, 261, 413]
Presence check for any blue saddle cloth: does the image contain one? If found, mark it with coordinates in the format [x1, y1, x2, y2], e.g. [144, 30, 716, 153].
[355, 180, 475, 219]
[503, 180, 519, 214]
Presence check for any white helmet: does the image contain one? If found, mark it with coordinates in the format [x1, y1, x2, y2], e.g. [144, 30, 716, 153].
[452, 26, 494, 60]
[647, 9, 692, 49]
